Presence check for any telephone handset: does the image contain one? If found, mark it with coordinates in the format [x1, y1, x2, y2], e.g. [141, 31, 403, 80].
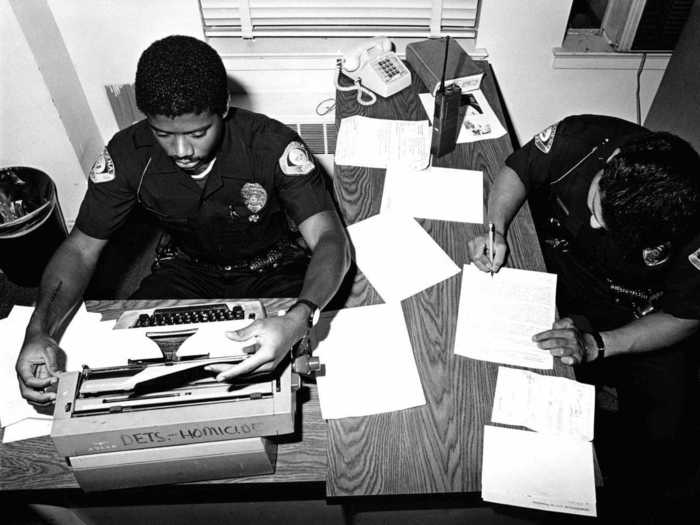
[337, 37, 412, 105]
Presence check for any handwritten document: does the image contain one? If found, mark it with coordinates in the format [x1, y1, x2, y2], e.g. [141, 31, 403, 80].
[418, 89, 507, 143]
[492, 367, 595, 441]
[314, 303, 425, 419]
[335, 115, 431, 170]
[454, 265, 557, 369]
[482, 425, 596, 517]
[380, 166, 484, 224]
[347, 213, 461, 302]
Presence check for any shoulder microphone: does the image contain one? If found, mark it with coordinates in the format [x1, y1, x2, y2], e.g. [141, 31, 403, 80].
[430, 36, 461, 158]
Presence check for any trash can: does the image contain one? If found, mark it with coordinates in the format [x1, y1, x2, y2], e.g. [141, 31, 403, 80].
[0, 166, 68, 286]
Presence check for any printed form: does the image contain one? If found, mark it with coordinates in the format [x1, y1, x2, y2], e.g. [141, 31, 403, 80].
[335, 115, 431, 170]
[454, 265, 557, 369]
[491, 366, 595, 441]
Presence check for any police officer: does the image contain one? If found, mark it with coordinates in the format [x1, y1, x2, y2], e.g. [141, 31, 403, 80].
[468, 114, 700, 506]
[16, 35, 350, 405]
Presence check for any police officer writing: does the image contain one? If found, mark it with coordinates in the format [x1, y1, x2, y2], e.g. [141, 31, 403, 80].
[16, 35, 350, 405]
[468, 114, 700, 503]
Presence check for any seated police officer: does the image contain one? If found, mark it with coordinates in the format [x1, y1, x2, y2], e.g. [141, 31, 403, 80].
[468, 114, 700, 504]
[16, 35, 350, 405]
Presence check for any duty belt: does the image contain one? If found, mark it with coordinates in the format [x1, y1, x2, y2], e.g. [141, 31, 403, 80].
[541, 217, 661, 319]
[154, 239, 308, 274]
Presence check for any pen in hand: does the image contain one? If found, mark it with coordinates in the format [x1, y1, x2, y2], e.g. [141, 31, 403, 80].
[488, 223, 495, 277]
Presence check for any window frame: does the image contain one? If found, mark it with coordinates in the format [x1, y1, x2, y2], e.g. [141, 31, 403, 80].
[198, 0, 481, 40]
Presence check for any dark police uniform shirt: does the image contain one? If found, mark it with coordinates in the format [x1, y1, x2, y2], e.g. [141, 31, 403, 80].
[76, 108, 334, 264]
[505, 114, 700, 320]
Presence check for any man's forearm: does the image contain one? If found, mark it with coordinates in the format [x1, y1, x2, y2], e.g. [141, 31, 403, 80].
[27, 241, 99, 340]
[298, 229, 351, 309]
[601, 312, 699, 358]
[487, 166, 528, 235]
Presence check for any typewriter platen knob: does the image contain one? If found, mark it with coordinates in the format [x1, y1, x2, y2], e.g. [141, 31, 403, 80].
[292, 354, 325, 377]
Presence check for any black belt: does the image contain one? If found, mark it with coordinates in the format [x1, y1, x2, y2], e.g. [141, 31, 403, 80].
[540, 218, 661, 318]
[156, 239, 308, 274]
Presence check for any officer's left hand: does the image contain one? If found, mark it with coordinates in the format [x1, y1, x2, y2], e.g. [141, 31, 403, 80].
[204, 315, 306, 381]
[532, 317, 597, 366]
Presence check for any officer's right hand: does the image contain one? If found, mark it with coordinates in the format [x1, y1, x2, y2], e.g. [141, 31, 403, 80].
[15, 334, 62, 405]
[468, 230, 508, 273]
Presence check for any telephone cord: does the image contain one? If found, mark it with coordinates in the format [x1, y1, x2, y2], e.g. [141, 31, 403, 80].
[335, 65, 376, 106]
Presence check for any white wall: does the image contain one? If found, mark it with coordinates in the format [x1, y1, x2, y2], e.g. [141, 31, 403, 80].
[0, 0, 85, 225]
[4, 0, 670, 226]
[48, 0, 204, 144]
[477, 0, 665, 143]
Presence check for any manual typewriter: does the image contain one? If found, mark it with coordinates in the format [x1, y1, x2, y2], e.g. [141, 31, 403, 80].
[51, 300, 301, 492]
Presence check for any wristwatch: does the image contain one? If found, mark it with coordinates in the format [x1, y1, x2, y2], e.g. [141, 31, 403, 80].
[589, 331, 606, 362]
[290, 298, 320, 329]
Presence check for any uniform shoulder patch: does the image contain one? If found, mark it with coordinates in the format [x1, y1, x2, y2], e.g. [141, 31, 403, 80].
[689, 248, 700, 271]
[534, 122, 559, 154]
[279, 141, 314, 176]
[89, 148, 115, 183]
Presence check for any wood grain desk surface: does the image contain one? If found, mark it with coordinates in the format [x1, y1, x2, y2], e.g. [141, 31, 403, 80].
[327, 60, 576, 497]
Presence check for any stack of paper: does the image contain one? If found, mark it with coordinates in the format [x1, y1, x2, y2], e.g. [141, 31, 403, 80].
[314, 303, 426, 419]
[481, 367, 597, 517]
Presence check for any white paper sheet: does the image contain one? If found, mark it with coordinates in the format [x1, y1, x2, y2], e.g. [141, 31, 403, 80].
[419, 89, 507, 143]
[454, 265, 556, 369]
[335, 115, 431, 170]
[2, 417, 53, 444]
[380, 166, 484, 224]
[481, 425, 596, 517]
[492, 367, 595, 442]
[347, 213, 461, 302]
[314, 303, 426, 419]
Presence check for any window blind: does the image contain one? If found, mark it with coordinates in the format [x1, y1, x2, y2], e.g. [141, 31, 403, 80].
[199, 0, 480, 39]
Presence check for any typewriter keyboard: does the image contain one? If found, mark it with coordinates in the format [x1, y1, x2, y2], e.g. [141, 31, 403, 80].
[128, 302, 259, 328]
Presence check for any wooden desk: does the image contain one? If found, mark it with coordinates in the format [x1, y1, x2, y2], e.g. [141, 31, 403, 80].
[327, 61, 575, 497]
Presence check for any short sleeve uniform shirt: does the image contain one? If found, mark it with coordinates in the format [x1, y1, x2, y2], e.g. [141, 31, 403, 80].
[505, 114, 700, 320]
[76, 108, 334, 264]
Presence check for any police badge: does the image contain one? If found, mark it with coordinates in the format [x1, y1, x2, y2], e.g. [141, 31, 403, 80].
[642, 242, 671, 267]
[241, 182, 267, 222]
[279, 141, 314, 176]
[89, 148, 115, 183]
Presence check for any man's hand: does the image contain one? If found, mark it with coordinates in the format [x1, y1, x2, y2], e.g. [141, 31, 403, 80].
[532, 317, 599, 366]
[204, 313, 307, 382]
[15, 334, 63, 405]
[467, 230, 508, 273]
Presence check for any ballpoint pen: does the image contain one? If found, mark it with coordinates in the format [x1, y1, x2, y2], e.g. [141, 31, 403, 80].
[488, 222, 495, 277]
